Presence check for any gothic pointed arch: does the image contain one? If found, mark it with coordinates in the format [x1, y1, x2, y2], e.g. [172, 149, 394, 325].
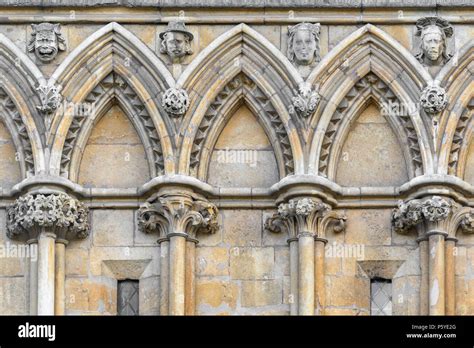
[0, 33, 46, 175]
[189, 72, 289, 181]
[436, 40, 474, 175]
[307, 24, 432, 178]
[177, 24, 304, 176]
[49, 22, 175, 177]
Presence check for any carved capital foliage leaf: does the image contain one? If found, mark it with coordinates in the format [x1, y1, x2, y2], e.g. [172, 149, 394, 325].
[265, 198, 345, 239]
[6, 193, 89, 241]
[137, 195, 219, 239]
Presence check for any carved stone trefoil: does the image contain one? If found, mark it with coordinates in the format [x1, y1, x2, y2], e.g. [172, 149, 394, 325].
[292, 83, 320, 118]
[162, 87, 189, 117]
[420, 84, 448, 115]
[6, 193, 89, 240]
[28, 23, 67, 63]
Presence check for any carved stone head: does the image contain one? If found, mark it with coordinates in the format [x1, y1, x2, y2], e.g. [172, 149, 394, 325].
[287, 22, 321, 67]
[28, 23, 66, 63]
[159, 21, 194, 63]
[415, 17, 453, 66]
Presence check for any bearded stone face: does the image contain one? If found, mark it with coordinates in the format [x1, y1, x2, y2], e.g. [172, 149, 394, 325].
[34, 29, 58, 62]
[422, 30, 444, 62]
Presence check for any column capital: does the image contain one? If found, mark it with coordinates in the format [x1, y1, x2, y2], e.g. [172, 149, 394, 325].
[6, 192, 90, 242]
[265, 197, 346, 239]
[137, 193, 219, 241]
[391, 195, 474, 239]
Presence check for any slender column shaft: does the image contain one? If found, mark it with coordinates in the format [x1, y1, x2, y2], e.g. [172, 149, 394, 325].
[418, 238, 429, 315]
[159, 239, 169, 315]
[54, 241, 67, 315]
[27, 240, 38, 315]
[37, 231, 56, 315]
[288, 238, 298, 315]
[428, 232, 446, 315]
[314, 238, 326, 315]
[185, 240, 197, 315]
[169, 234, 186, 315]
[445, 238, 456, 315]
[298, 232, 315, 315]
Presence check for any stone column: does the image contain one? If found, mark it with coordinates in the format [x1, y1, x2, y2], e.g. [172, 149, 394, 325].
[27, 238, 38, 315]
[138, 194, 219, 316]
[265, 198, 346, 316]
[427, 231, 446, 315]
[391, 195, 472, 316]
[314, 237, 327, 315]
[298, 231, 315, 315]
[445, 237, 457, 315]
[54, 239, 67, 315]
[169, 233, 187, 315]
[288, 238, 298, 315]
[158, 238, 169, 315]
[6, 192, 90, 316]
[417, 236, 430, 315]
[37, 231, 56, 315]
[185, 239, 197, 315]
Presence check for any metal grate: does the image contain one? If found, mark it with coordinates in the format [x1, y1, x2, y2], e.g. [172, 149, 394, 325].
[370, 278, 392, 316]
[118, 280, 139, 316]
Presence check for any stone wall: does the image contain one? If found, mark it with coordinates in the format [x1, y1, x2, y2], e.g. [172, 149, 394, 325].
[0, 2, 472, 316]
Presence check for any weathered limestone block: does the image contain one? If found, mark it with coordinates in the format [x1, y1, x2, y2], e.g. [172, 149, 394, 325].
[92, 210, 134, 247]
[65, 277, 116, 314]
[222, 210, 262, 247]
[196, 279, 238, 312]
[241, 280, 282, 307]
[344, 209, 392, 246]
[196, 246, 229, 276]
[139, 276, 159, 315]
[65, 248, 89, 276]
[0, 277, 26, 314]
[229, 247, 274, 280]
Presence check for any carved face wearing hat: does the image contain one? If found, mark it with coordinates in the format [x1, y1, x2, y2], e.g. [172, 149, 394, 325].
[287, 23, 321, 67]
[159, 21, 194, 62]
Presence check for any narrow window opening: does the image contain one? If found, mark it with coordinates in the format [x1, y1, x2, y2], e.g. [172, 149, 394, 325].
[117, 279, 139, 316]
[370, 278, 392, 316]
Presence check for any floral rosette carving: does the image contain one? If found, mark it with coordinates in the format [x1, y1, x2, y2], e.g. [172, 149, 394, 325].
[420, 85, 448, 114]
[292, 83, 320, 118]
[421, 196, 451, 222]
[162, 87, 189, 117]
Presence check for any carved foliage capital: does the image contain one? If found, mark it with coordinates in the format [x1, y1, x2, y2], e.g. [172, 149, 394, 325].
[391, 196, 452, 234]
[137, 195, 219, 239]
[6, 193, 89, 241]
[265, 198, 345, 238]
